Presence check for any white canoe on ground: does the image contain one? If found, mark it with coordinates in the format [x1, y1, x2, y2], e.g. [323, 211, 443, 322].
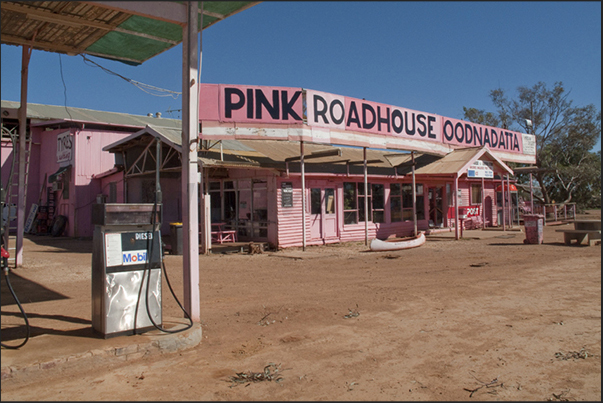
[369, 231, 426, 252]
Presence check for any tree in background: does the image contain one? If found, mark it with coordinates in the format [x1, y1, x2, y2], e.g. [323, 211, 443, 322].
[464, 81, 601, 210]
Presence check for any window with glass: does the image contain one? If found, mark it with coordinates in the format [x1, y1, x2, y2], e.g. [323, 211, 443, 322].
[471, 184, 482, 205]
[390, 183, 402, 222]
[416, 184, 425, 220]
[371, 183, 384, 223]
[223, 181, 237, 223]
[401, 183, 425, 221]
[324, 188, 335, 214]
[252, 180, 268, 237]
[311, 188, 322, 214]
[358, 182, 372, 222]
[401, 184, 414, 221]
[343, 182, 358, 224]
[209, 181, 222, 222]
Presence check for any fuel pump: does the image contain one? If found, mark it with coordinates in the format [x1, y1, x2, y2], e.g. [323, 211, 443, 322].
[91, 203, 163, 338]
[91, 138, 192, 338]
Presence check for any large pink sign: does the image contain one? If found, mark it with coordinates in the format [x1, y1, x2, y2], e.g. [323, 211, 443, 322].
[200, 84, 304, 124]
[199, 83, 536, 162]
[442, 117, 524, 153]
[306, 89, 442, 142]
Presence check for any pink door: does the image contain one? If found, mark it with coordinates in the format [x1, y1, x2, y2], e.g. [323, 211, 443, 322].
[310, 187, 338, 241]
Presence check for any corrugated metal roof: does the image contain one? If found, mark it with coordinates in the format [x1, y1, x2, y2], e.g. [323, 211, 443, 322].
[414, 146, 513, 176]
[102, 124, 182, 152]
[383, 153, 415, 167]
[414, 147, 483, 175]
[234, 140, 394, 168]
[103, 126, 400, 171]
[1, 2, 260, 66]
[1, 100, 181, 129]
[103, 126, 515, 177]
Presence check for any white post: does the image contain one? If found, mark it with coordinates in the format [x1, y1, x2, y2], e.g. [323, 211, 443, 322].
[363, 147, 368, 245]
[181, 1, 200, 322]
[501, 177, 506, 231]
[482, 177, 487, 229]
[529, 173, 534, 214]
[506, 175, 512, 228]
[300, 141, 306, 251]
[15, 45, 32, 267]
[412, 151, 417, 237]
[454, 174, 459, 240]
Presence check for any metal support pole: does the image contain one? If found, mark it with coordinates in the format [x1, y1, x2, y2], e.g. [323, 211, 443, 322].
[181, 1, 200, 322]
[454, 174, 459, 240]
[506, 175, 512, 228]
[363, 147, 368, 245]
[501, 178, 506, 231]
[529, 173, 534, 214]
[15, 45, 32, 267]
[411, 151, 417, 237]
[156, 138, 162, 225]
[481, 176, 485, 228]
[300, 141, 306, 251]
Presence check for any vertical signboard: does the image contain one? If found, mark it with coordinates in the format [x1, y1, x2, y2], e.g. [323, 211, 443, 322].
[56, 131, 73, 163]
[281, 182, 293, 208]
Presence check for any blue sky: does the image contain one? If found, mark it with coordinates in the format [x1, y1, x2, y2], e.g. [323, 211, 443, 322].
[1, 1, 601, 151]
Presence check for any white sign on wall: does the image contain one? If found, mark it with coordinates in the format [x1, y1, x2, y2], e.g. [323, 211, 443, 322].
[56, 131, 73, 163]
[467, 160, 494, 178]
[521, 133, 536, 155]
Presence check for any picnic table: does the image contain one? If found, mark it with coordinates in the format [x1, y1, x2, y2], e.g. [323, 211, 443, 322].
[555, 219, 601, 246]
[211, 222, 236, 244]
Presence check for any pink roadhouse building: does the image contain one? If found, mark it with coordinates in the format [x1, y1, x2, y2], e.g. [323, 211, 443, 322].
[2, 84, 536, 252]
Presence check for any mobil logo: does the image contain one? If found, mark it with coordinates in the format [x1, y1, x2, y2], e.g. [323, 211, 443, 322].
[122, 250, 148, 265]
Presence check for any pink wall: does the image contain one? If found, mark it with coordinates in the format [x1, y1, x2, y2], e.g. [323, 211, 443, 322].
[32, 126, 131, 237]
[1, 132, 41, 217]
[275, 175, 429, 249]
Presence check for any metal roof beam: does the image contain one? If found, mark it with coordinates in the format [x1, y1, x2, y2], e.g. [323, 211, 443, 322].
[1, 2, 119, 30]
[1, 34, 82, 56]
[284, 148, 342, 162]
[6, 3, 179, 46]
[202, 10, 225, 20]
[85, 1, 187, 26]
[348, 159, 383, 165]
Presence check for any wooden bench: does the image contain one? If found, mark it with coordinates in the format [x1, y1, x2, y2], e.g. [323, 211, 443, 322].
[210, 222, 237, 244]
[555, 229, 601, 246]
[211, 229, 236, 244]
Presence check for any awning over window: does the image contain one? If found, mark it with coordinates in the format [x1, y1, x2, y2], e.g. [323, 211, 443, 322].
[48, 165, 71, 183]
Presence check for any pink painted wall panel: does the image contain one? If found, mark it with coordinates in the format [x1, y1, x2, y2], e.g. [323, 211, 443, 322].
[29, 127, 131, 237]
[276, 178, 305, 248]
[275, 175, 432, 248]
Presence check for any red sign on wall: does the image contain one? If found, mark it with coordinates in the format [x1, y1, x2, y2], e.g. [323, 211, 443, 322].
[459, 205, 481, 218]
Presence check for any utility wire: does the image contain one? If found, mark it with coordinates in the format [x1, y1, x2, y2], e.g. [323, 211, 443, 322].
[58, 54, 74, 122]
[81, 55, 181, 99]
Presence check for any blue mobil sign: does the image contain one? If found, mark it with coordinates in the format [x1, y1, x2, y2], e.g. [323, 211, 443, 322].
[122, 250, 148, 265]
[104, 231, 162, 272]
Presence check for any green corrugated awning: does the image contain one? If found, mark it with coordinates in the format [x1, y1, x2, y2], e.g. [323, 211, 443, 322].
[1, 1, 260, 65]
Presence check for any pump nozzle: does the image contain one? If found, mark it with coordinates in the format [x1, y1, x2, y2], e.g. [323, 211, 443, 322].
[1, 246, 9, 274]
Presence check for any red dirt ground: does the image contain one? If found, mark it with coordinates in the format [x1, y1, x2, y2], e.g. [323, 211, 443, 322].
[1, 210, 601, 401]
